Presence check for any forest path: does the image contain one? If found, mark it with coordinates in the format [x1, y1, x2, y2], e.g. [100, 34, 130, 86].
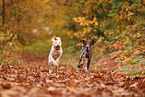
[0, 54, 144, 97]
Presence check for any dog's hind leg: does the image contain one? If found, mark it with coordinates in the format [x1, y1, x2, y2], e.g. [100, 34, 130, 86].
[51, 59, 59, 73]
[87, 58, 91, 72]
[83, 57, 88, 74]
[48, 63, 52, 73]
[54, 65, 58, 73]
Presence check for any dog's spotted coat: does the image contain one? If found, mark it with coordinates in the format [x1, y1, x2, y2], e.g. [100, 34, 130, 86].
[78, 40, 96, 73]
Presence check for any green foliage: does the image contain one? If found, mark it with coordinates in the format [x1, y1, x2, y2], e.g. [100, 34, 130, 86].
[17, 39, 52, 54]
[72, 0, 145, 76]
[0, 30, 22, 65]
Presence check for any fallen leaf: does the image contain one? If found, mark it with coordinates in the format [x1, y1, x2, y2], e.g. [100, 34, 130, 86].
[47, 87, 56, 91]
[46, 79, 53, 83]
[129, 82, 138, 88]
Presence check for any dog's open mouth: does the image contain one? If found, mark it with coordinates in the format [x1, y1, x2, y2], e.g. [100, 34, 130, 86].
[55, 45, 60, 50]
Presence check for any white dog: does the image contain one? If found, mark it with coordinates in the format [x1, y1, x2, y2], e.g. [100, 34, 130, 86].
[48, 36, 63, 73]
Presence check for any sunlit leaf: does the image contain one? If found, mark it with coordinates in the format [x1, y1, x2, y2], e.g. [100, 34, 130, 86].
[131, 69, 136, 73]
[122, 66, 132, 70]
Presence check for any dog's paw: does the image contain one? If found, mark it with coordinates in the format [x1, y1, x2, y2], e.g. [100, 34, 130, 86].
[49, 70, 52, 73]
[78, 63, 83, 68]
[78, 64, 80, 68]
[85, 70, 88, 74]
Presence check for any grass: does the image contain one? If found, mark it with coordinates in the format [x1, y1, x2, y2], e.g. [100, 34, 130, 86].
[15, 39, 52, 54]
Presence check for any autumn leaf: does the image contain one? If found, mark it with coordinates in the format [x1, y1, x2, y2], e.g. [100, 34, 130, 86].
[110, 43, 122, 49]
[94, 22, 98, 26]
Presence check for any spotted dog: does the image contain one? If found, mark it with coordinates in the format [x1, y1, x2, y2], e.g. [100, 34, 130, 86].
[78, 40, 96, 73]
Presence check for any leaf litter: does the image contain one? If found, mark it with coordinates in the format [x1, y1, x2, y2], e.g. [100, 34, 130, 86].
[0, 54, 145, 97]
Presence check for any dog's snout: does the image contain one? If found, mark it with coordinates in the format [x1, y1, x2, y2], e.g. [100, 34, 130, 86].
[86, 47, 89, 52]
[86, 47, 89, 50]
[55, 45, 60, 50]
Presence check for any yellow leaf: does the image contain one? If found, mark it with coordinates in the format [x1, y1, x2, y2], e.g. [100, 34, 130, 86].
[80, 22, 83, 26]
[93, 17, 97, 22]
[142, 71, 144, 75]
[124, 58, 132, 62]
[43, 0, 50, 3]
[137, 33, 141, 38]
[74, 33, 77, 36]
[85, 22, 89, 26]
[10, 33, 13, 37]
[0, 64, 2, 70]
[73, 18, 77, 22]
[94, 22, 98, 26]
[78, 17, 82, 19]
[70, 36, 73, 39]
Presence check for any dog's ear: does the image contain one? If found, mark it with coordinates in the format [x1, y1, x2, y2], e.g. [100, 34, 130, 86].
[91, 39, 96, 45]
[80, 40, 86, 44]
[51, 36, 56, 42]
[55, 37, 61, 41]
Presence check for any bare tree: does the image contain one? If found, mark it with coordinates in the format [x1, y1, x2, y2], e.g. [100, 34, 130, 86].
[2, 0, 5, 27]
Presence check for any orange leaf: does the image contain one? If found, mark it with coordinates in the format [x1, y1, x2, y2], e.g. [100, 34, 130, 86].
[110, 43, 122, 49]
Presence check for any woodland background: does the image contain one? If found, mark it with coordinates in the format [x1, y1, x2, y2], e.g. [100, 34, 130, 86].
[0, 0, 145, 96]
[0, 0, 145, 75]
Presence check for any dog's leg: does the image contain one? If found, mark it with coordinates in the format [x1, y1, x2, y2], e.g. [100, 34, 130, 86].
[55, 60, 59, 73]
[49, 60, 58, 73]
[56, 52, 62, 65]
[48, 56, 52, 73]
[48, 62, 52, 73]
[48, 56, 58, 73]
[49, 65, 52, 73]
[54, 65, 58, 73]
[52, 59, 58, 66]
[55, 58, 59, 73]
[87, 58, 91, 72]
[55, 53, 62, 72]
[49, 55, 58, 66]
[83, 56, 88, 74]
[52, 59, 59, 73]
[78, 53, 83, 68]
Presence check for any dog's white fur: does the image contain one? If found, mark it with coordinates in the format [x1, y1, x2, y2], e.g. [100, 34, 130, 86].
[48, 36, 63, 73]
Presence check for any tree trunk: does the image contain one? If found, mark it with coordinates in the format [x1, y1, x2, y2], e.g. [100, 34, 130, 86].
[2, 0, 5, 27]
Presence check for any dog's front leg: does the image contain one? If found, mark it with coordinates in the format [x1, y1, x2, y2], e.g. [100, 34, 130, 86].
[56, 52, 62, 65]
[52, 58, 59, 73]
[83, 56, 88, 74]
[87, 58, 91, 72]
[51, 60, 59, 73]
[48, 63, 52, 73]
[78, 53, 83, 68]
[55, 58, 60, 72]
[48, 56, 58, 73]
[55, 53, 62, 72]
[55, 58, 59, 73]
[48, 56, 53, 73]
